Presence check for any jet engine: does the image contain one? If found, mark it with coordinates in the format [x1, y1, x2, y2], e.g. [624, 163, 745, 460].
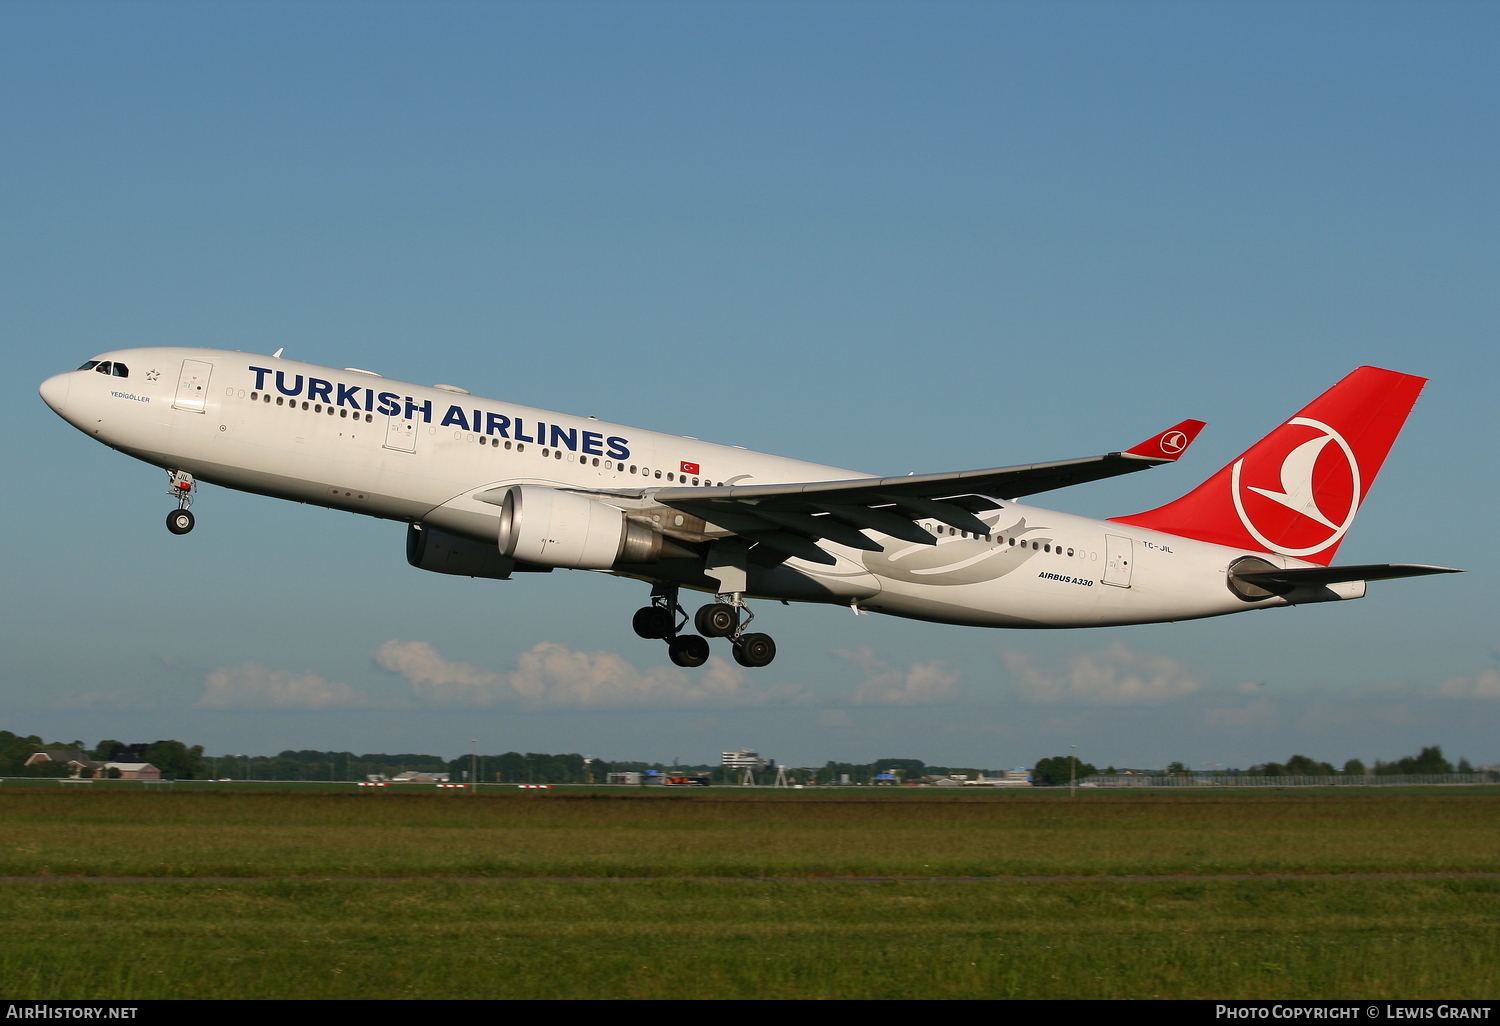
[496, 485, 690, 569]
[407, 523, 524, 579]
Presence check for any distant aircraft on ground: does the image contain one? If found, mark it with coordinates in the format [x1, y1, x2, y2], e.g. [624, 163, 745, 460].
[40, 353, 1457, 667]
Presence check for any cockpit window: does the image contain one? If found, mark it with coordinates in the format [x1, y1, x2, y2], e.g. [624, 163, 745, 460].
[111, 363, 128, 377]
[78, 360, 100, 371]
[94, 362, 112, 375]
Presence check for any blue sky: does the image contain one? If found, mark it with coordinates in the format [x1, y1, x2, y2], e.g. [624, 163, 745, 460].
[2, 1, 1496, 770]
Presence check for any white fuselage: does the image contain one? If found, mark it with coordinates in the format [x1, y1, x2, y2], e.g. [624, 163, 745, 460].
[41, 348, 1340, 629]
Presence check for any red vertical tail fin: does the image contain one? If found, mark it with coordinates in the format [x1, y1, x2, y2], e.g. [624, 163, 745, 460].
[1110, 367, 1426, 565]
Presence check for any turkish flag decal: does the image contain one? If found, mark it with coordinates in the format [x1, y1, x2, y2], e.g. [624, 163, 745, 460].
[680, 461, 700, 475]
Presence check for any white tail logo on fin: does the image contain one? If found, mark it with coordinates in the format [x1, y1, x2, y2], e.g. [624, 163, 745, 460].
[1230, 417, 1361, 557]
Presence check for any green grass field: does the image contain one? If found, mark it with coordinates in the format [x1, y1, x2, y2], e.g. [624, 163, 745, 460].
[3, 784, 1498, 998]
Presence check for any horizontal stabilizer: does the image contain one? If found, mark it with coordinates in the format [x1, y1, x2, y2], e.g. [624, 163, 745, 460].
[1232, 563, 1462, 588]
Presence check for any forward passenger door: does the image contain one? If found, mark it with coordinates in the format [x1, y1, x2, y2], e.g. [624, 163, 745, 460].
[384, 416, 417, 453]
[171, 360, 213, 413]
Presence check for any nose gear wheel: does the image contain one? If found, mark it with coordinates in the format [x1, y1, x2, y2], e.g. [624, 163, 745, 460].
[166, 509, 195, 535]
[164, 470, 196, 534]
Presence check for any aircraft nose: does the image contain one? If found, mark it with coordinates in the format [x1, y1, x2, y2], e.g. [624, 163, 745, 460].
[39, 373, 71, 416]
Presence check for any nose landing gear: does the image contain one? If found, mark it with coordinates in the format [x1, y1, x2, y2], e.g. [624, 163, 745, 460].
[165, 471, 196, 535]
[166, 508, 195, 535]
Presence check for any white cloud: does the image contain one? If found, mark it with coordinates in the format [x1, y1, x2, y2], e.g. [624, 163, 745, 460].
[1437, 669, 1500, 699]
[197, 663, 367, 710]
[1003, 642, 1203, 705]
[831, 648, 963, 706]
[373, 640, 812, 709]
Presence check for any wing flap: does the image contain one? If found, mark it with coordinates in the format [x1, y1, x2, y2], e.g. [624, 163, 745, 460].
[809, 502, 938, 546]
[869, 493, 990, 535]
[740, 529, 839, 565]
[751, 510, 885, 552]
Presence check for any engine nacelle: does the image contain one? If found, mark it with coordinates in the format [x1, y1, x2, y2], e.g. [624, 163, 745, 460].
[497, 485, 670, 569]
[407, 523, 520, 579]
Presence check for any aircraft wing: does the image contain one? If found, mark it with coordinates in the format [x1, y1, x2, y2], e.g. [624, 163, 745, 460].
[647, 419, 1206, 565]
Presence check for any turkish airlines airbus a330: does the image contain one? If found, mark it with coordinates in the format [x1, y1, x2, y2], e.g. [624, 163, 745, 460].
[39, 352, 1456, 667]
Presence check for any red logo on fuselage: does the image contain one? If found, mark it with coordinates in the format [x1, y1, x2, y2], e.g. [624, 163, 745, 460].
[680, 461, 700, 476]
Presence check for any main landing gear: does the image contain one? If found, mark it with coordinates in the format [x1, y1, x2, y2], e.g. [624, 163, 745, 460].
[694, 598, 777, 667]
[633, 584, 709, 667]
[633, 585, 777, 668]
[165, 471, 196, 535]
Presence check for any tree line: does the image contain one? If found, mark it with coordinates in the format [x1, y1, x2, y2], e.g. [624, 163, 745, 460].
[3, 730, 1489, 785]
[1025, 745, 1484, 784]
[0, 733, 206, 779]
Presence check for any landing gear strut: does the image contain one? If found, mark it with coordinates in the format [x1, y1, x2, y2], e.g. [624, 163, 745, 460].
[633, 583, 685, 640]
[633, 585, 712, 668]
[706, 593, 777, 668]
[633, 585, 777, 668]
[165, 471, 196, 535]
